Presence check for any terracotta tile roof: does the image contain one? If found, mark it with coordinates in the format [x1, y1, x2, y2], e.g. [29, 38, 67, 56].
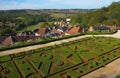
[51, 28, 62, 35]
[2, 36, 13, 45]
[37, 28, 46, 37]
[106, 26, 116, 30]
[66, 25, 82, 35]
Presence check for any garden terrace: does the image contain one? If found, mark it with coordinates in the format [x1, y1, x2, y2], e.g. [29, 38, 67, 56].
[1, 37, 120, 78]
[0, 29, 116, 52]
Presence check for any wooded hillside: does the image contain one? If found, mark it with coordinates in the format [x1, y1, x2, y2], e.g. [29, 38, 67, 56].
[71, 2, 120, 26]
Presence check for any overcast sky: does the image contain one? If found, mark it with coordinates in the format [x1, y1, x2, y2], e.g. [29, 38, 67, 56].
[0, 0, 120, 10]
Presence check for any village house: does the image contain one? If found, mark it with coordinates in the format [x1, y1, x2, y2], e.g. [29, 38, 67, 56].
[106, 25, 117, 30]
[105, 25, 120, 30]
[33, 29, 39, 33]
[0, 23, 86, 46]
[66, 18, 71, 26]
[19, 31, 34, 36]
[35, 28, 51, 37]
[89, 26, 94, 31]
[88, 26, 110, 31]
[65, 24, 82, 35]
[50, 27, 63, 38]
[54, 18, 71, 27]
[0, 36, 40, 46]
[59, 26, 68, 32]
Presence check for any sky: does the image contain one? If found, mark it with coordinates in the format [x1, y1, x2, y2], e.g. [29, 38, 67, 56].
[0, 0, 120, 10]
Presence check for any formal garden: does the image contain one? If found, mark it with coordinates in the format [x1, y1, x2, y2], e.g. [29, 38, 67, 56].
[1, 37, 120, 78]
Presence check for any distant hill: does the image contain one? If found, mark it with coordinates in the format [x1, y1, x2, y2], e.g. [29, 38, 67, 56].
[71, 1, 120, 26]
[0, 9, 96, 14]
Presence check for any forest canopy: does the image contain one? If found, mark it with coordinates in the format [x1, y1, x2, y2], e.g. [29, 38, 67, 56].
[71, 2, 120, 26]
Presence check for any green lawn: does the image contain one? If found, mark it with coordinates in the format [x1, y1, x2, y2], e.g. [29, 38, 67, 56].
[116, 75, 120, 78]
[16, 58, 36, 77]
[1, 61, 21, 78]
[17, 22, 52, 33]
[1, 37, 120, 78]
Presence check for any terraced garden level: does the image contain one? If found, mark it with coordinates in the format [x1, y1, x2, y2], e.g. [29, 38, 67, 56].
[1, 37, 120, 78]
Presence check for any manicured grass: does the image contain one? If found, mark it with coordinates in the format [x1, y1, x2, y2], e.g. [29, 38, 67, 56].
[52, 75, 62, 78]
[2, 61, 21, 78]
[0, 55, 11, 62]
[1, 37, 120, 78]
[67, 70, 79, 78]
[16, 58, 36, 77]
[116, 75, 120, 78]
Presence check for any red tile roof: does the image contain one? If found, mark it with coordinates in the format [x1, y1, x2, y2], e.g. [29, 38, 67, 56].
[37, 28, 46, 37]
[51, 28, 62, 35]
[66, 25, 82, 35]
[2, 36, 13, 45]
[106, 26, 116, 30]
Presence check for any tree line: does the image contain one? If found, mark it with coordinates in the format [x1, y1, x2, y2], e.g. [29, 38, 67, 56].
[0, 10, 54, 36]
[71, 2, 120, 27]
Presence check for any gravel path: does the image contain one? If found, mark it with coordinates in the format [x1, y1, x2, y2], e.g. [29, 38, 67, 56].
[82, 58, 120, 78]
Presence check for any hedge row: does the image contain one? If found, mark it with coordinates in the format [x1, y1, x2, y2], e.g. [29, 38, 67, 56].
[0, 30, 117, 51]
[85, 30, 117, 35]
[0, 33, 85, 51]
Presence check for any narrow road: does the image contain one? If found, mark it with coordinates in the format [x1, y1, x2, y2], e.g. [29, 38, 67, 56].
[0, 30, 120, 57]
